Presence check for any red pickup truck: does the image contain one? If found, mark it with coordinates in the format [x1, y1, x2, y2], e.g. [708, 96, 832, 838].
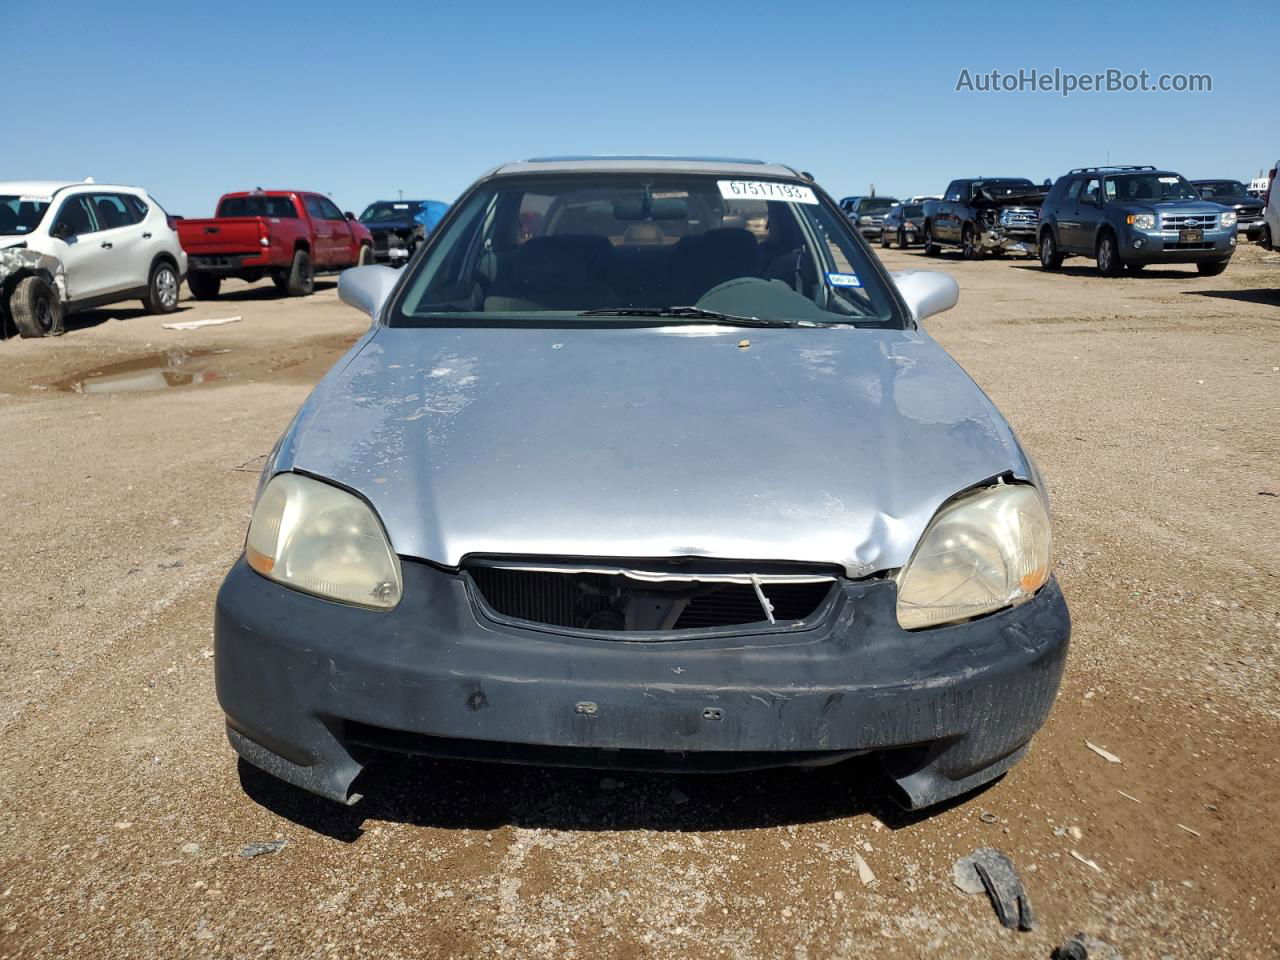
[177, 190, 373, 299]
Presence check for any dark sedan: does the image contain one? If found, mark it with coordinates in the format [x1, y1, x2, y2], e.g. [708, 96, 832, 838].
[880, 203, 925, 249]
[1192, 180, 1266, 242]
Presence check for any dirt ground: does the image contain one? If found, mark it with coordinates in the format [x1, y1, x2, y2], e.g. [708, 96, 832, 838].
[1, 244, 1277, 960]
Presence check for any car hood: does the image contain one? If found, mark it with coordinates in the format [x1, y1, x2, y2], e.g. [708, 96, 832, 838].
[1121, 200, 1225, 215]
[277, 324, 1034, 577]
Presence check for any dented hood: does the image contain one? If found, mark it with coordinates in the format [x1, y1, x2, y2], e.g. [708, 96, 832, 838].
[278, 324, 1033, 576]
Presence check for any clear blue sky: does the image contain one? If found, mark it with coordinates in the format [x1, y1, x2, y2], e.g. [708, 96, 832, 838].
[6, 0, 1269, 215]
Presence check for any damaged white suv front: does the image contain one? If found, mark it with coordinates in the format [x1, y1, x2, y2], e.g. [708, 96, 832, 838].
[1, 180, 187, 338]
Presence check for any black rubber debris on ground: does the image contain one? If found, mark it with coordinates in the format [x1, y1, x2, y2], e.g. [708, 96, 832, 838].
[953, 848, 1035, 931]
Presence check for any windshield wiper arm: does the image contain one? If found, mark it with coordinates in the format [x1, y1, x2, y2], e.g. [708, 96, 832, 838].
[577, 306, 825, 327]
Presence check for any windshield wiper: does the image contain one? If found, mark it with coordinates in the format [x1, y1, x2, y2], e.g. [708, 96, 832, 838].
[577, 306, 826, 328]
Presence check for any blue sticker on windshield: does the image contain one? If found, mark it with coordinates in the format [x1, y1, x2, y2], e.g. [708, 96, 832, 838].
[827, 272, 861, 288]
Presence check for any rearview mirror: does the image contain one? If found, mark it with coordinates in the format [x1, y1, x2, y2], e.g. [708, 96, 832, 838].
[890, 270, 959, 322]
[338, 265, 400, 320]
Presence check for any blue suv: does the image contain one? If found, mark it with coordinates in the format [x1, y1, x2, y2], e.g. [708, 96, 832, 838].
[1038, 166, 1236, 276]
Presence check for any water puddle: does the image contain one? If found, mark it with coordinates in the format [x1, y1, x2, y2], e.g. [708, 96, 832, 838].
[53, 349, 227, 394]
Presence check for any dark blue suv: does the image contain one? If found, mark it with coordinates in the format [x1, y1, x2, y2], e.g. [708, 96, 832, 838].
[1037, 166, 1237, 276]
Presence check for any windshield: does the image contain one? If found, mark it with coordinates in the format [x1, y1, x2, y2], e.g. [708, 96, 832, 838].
[361, 201, 422, 222]
[1105, 174, 1200, 202]
[0, 195, 51, 236]
[392, 174, 904, 328]
[859, 198, 896, 213]
[1194, 181, 1247, 198]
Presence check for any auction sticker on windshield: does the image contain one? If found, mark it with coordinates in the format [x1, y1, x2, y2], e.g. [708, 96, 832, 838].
[827, 272, 861, 287]
[718, 180, 818, 204]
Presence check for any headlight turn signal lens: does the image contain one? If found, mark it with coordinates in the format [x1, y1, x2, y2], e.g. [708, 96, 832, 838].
[246, 473, 402, 610]
[895, 484, 1052, 630]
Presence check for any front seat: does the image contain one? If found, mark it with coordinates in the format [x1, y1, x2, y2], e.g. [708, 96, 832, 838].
[668, 228, 760, 304]
[485, 236, 618, 311]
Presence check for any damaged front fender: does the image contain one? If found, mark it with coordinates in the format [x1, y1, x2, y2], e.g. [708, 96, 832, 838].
[0, 247, 66, 337]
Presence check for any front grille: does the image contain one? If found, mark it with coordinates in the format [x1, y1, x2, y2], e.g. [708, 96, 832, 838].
[1236, 209, 1261, 224]
[1161, 213, 1216, 230]
[999, 207, 1040, 228]
[467, 565, 834, 633]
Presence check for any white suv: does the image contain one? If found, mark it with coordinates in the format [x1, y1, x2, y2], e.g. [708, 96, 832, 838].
[0, 179, 187, 338]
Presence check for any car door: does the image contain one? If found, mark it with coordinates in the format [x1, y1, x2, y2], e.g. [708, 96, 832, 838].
[303, 195, 334, 266]
[88, 193, 150, 293]
[1071, 177, 1103, 253]
[939, 181, 967, 241]
[318, 196, 354, 266]
[48, 192, 113, 304]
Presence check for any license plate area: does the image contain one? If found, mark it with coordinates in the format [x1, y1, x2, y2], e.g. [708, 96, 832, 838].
[1179, 228, 1203, 243]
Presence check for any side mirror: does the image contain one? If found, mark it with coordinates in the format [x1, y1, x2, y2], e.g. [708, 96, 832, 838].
[338, 264, 400, 320]
[51, 222, 74, 241]
[891, 270, 959, 322]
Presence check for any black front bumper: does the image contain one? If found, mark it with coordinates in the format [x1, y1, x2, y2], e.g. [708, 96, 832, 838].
[214, 558, 1070, 809]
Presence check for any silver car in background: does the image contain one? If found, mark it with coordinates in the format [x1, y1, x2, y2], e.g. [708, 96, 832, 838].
[214, 157, 1070, 810]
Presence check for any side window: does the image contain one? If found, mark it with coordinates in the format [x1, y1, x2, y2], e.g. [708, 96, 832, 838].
[1081, 179, 1101, 204]
[318, 197, 345, 221]
[1067, 179, 1083, 201]
[90, 193, 138, 229]
[54, 195, 98, 236]
[124, 195, 150, 222]
[945, 181, 966, 202]
[303, 196, 327, 219]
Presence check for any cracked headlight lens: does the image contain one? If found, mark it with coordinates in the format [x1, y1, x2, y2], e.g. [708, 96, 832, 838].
[246, 473, 402, 610]
[895, 484, 1052, 630]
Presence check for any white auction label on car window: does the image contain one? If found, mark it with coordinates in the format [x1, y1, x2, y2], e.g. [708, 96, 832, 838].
[718, 180, 818, 204]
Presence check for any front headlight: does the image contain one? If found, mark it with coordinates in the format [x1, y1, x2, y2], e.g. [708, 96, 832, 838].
[1220, 211, 1237, 228]
[1127, 213, 1156, 230]
[246, 473, 402, 609]
[895, 484, 1051, 630]
[859, 215, 873, 224]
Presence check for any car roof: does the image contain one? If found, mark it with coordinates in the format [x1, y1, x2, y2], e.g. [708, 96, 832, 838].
[488, 156, 804, 179]
[0, 179, 141, 198]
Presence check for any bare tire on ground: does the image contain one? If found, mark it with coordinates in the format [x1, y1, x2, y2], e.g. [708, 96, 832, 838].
[187, 271, 221, 300]
[922, 222, 940, 256]
[880, 229, 890, 248]
[10, 275, 65, 338]
[142, 261, 180, 314]
[1197, 260, 1229, 277]
[899, 228, 908, 249]
[286, 250, 314, 297]
[1096, 232, 1124, 277]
